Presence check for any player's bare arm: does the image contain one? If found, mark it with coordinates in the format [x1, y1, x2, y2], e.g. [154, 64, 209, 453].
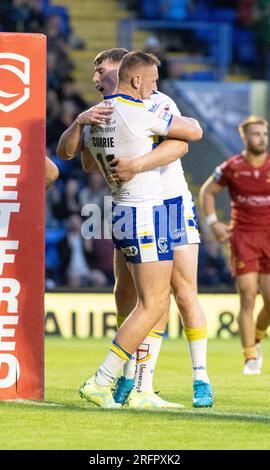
[45, 156, 59, 188]
[199, 175, 231, 242]
[56, 103, 114, 160]
[110, 139, 188, 182]
[168, 115, 203, 141]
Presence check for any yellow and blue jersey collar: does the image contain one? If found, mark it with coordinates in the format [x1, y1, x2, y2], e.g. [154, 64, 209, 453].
[104, 93, 144, 107]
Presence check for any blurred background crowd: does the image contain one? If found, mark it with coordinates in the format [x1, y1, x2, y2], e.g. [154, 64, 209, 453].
[1, 0, 269, 289]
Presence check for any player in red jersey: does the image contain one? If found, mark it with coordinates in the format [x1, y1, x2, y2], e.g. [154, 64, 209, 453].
[200, 115, 270, 374]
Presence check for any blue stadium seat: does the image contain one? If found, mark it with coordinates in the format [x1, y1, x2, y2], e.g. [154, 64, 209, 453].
[211, 8, 236, 22]
[45, 226, 66, 244]
[43, 5, 71, 35]
[189, 5, 211, 21]
[45, 226, 66, 272]
[40, 0, 50, 12]
[233, 27, 256, 64]
[181, 70, 216, 81]
[140, 0, 159, 19]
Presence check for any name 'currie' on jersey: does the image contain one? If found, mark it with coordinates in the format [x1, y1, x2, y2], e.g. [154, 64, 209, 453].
[92, 136, 115, 148]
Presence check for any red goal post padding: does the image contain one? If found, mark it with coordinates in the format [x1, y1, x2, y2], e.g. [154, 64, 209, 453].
[0, 33, 46, 400]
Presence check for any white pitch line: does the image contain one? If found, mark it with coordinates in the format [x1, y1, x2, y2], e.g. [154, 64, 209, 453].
[165, 409, 270, 421]
[2, 401, 270, 420]
[2, 399, 63, 408]
[124, 407, 270, 421]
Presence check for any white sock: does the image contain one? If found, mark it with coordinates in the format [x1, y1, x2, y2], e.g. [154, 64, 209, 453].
[95, 342, 130, 386]
[134, 330, 164, 393]
[123, 355, 136, 380]
[188, 338, 209, 383]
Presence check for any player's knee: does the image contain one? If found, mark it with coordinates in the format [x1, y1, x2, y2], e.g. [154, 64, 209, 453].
[140, 291, 170, 316]
[239, 291, 256, 312]
[173, 286, 196, 314]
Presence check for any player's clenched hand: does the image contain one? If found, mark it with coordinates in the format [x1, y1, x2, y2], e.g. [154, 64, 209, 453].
[211, 221, 231, 242]
[110, 158, 136, 182]
[76, 103, 114, 126]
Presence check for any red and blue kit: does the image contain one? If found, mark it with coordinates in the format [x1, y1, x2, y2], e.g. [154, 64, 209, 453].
[213, 154, 270, 276]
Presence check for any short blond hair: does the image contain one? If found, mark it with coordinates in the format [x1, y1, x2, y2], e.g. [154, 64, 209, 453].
[239, 115, 268, 138]
[118, 51, 160, 82]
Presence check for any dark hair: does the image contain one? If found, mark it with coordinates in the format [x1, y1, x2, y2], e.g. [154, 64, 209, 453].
[93, 48, 129, 66]
[118, 51, 160, 82]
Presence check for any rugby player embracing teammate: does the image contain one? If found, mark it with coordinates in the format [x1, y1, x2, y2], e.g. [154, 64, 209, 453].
[57, 49, 213, 409]
[200, 116, 270, 375]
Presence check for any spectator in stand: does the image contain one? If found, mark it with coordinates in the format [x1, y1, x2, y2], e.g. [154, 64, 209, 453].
[60, 77, 88, 112]
[143, 36, 170, 80]
[158, 1, 197, 53]
[51, 178, 81, 221]
[47, 51, 62, 94]
[5, 0, 45, 32]
[198, 224, 232, 287]
[47, 99, 80, 152]
[0, 1, 14, 31]
[79, 173, 110, 214]
[86, 231, 115, 285]
[47, 89, 61, 127]
[252, 0, 270, 79]
[58, 214, 108, 287]
[45, 14, 74, 78]
[238, 0, 256, 27]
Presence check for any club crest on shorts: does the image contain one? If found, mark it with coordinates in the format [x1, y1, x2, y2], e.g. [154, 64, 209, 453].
[237, 260, 245, 269]
[157, 237, 168, 253]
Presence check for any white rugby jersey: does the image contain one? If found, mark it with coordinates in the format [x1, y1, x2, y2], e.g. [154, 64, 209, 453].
[83, 93, 172, 206]
[147, 91, 191, 203]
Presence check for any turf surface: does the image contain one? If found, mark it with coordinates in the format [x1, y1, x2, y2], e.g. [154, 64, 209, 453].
[1, 337, 270, 450]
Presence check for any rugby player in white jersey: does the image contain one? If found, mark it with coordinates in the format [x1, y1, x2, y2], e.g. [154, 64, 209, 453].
[57, 49, 213, 409]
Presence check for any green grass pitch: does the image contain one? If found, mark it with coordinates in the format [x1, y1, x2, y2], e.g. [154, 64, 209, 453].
[1, 337, 270, 450]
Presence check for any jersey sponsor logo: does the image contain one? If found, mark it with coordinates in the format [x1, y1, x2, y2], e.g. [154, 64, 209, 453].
[0, 53, 30, 113]
[148, 102, 159, 113]
[234, 170, 255, 177]
[120, 246, 138, 257]
[158, 237, 169, 253]
[172, 228, 184, 240]
[237, 194, 270, 206]
[158, 110, 172, 122]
